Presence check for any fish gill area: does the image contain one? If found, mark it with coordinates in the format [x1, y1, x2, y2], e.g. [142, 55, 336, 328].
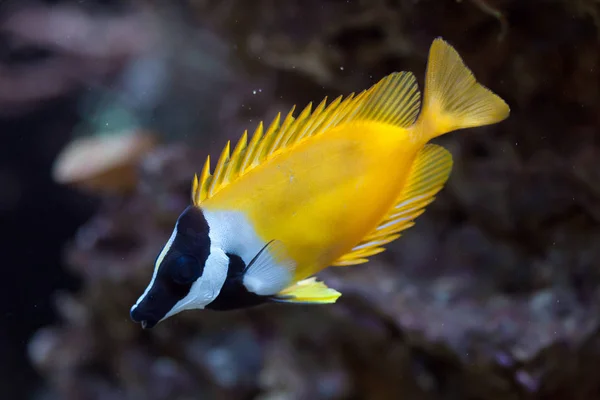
[2, 0, 600, 399]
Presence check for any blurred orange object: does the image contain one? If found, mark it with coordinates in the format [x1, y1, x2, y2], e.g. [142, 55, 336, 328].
[52, 130, 157, 194]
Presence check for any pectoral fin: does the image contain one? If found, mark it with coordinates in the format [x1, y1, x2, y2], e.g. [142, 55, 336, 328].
[242, 240, 296, 296]
[271, 277, 341, 304]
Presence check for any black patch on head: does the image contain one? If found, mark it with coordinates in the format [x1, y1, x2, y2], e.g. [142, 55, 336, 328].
[205, 253, 268, 311]
[130, 206, 211, 329]
[176, 205, 210, 245]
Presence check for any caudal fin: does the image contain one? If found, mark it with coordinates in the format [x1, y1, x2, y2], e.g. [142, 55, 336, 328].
[418, 38, 510, 139]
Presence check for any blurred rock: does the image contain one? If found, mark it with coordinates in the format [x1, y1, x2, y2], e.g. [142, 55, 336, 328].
[52, 130, 157, 194]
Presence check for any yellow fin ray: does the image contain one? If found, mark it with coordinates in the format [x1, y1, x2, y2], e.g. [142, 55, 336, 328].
[192, 68, 425, 204]
[332, 258, 369, 267]
[240, 122, 264, 172]
[331, 144, 453, 267]
[255, 113, 282, 163]
[191, 93, 362, 204]
[366, 215, 416, 240]
[354, 71, 421, 128]
[268, 106, 296, 153]
[293, 97, 329, 143]
[345, 245, 388, 259]
[420, 37, 510, 139]
[193, 156, 212, 205]
[207, 141, 231, 197]
[223, 130, 248, 184]
[316, 92, 364, 132]
[277, 93, 364, 151]
[191, 174, 199, 204]
[273, 277, 341, 304]
[279, 102, 313, 148]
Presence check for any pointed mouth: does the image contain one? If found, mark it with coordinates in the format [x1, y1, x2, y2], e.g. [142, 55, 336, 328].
[130, 306, 158, 329]
[140, 319, 157, 329]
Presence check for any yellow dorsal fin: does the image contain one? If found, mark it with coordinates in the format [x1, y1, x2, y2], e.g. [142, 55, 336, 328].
[193, 155, 212, 204]
[255, 112, 282, 162]
[332, 144, 453, 267]
[279, 101, 314, 148]
[273, 277, 341, 304]
[354, 71, 421, 127]
[207, 140, 230, 197]
[224, 130, 248, 182]
[191, 173, 199, 204]
[192, 71, 422, 204]
[240, 122, 264, 172]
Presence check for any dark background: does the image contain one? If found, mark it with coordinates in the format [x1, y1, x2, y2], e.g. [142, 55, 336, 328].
[2, 1, 600, 399]
[0, 98, 92, 399]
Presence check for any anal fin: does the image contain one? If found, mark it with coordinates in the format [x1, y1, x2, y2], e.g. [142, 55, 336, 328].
[271, 277, 341, 304]
[332, 143, 453, 267]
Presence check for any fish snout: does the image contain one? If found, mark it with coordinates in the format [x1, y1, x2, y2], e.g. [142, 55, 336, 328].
[130, 306, 158, 329]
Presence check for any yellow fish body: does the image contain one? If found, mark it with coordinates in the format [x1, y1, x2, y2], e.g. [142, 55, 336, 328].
[130, 38, 509, 328]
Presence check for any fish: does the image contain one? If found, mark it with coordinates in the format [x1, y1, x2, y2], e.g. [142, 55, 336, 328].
[130, 37, 509, 329]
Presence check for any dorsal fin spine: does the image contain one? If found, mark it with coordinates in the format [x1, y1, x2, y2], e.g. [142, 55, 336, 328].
[255, 112, 281, 164]
[197, 155, 211, 203]
[269, 106, 296, 153]
[309, 95, 344, 137]
[224, 130, 248, 182]
[281, 102, 313, 148]
[208, 141, 230, 197]
[191, 174, 199, 205]
[240, 122, 264, 172]
[193, 75, 415, 206]
[315, 94, 356, 134]
[294, 97, 328, 142]
[325, 90, 368, 130]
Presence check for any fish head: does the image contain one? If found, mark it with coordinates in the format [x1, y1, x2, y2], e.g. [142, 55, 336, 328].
[130, 205, 226, 329]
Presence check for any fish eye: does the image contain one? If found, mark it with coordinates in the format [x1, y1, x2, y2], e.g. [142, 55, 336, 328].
[169, 254, 202, 285]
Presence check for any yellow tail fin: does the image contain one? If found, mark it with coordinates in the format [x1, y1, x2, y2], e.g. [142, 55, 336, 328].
[418, 37, 510, 139]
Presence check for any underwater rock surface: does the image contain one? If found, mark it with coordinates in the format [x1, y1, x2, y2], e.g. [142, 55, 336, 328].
[29, 0, 600, 399]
